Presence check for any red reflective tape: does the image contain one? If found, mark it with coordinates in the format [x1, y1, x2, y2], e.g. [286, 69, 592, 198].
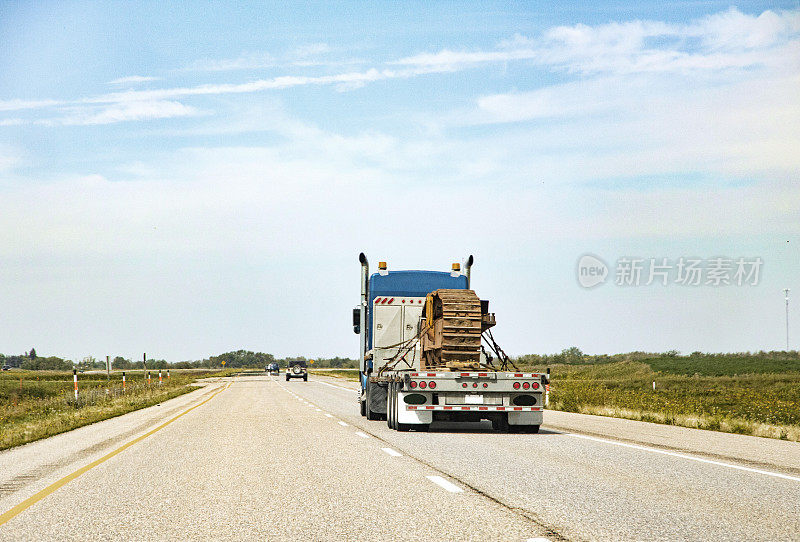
[460, 373, 470, 377]
[461, 407, 470, 410]
[497, 407, 506, 411]
[427, 373, 436, 377]
[514, 407, 523, 410]
[388, 298, 394, 304]
[478, 407, 488, 410]
[426, 406, 435, 410]
[444, 406, 453, 410]
[408, 406, 416, 410]
[478, 373, 487, 377]
[411, 373, 418, 376]
[514, 373, 523, 377]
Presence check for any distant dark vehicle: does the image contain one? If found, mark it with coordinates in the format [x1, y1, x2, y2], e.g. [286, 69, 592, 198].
[1, 365, 10, 371]
[286, 360, 307, 381]
[267, 362, 280, 376]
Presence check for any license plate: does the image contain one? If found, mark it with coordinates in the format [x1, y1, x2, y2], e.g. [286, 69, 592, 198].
[464, 394, 484, 404]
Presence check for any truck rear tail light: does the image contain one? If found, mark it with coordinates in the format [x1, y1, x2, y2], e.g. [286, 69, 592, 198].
[428, 381, 436, 389]
[409, 381, 417, 389]
[522, 382, 530, 390]
[513, 382, 521, 389]
[462, 383, 468, 388]
[532, 382, 540, 390]
[472, 383, 478, 388]
[419, 381, 427, 389]
[482, 383, 488, 388]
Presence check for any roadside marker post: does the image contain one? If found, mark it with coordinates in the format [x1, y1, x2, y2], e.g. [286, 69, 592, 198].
[122, 372, 126, 391]
[653, 380, 656, 391]
[545, 367, 551, 406]
[167, 369, 170, 380]
[73, 369, 78, 403]
[159, 370, 162, 385]
[147, 372, 151, 386]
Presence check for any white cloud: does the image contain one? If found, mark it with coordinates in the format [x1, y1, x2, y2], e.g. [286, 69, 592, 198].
[0, 98, 61, 112]
[396, 8, 800, 75]
[107, 75, 160, 85]
[43, 100, 202, 126]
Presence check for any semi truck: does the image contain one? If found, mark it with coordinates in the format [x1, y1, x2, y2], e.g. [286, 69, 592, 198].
[353, 253, 546, 432]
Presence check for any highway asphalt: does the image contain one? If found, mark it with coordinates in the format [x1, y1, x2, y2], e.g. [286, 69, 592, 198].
[1, 374, 798, 541]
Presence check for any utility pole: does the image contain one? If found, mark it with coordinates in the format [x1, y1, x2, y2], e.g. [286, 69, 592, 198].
[784, 288, 790, 351]
[143, 352, 147, 380]
[106, 355, 110, 380]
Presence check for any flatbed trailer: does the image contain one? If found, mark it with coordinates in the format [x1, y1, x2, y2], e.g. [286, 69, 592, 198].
[353, 253, 546, 432]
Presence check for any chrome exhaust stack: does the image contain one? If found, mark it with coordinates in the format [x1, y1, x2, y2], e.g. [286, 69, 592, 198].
[465, 254, 474, 289]
[359, 252, 369, 372]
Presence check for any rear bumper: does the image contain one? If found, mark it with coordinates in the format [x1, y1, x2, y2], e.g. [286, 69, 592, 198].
[406, 405, 541, 412]
[400, 404, 542, 426]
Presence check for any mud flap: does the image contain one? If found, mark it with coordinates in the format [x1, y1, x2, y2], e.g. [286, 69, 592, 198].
[367, 381, 388, 415]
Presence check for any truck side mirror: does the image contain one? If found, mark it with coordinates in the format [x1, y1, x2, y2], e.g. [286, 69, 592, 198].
[352, 307, 361, 334]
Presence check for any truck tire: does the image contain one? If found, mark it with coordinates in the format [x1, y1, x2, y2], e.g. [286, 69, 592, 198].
[285, 375, 290, 381]
[389, 381, 398, 430]
[359, 396, 366, 417]
[303, 375, 307, 381]
[493, 414, 510, 432]
[365, 381, 378, 421]
[386, 382, 393, 429]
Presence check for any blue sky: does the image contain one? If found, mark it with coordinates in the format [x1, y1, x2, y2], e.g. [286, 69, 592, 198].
[1, 1, 799, 362]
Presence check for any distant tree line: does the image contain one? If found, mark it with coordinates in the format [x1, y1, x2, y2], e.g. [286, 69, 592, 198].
[2, 349, 357, 370]
[515, 348, 800, 366]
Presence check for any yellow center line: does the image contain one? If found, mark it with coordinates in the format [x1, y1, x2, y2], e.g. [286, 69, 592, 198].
[0, 382, 232, 527]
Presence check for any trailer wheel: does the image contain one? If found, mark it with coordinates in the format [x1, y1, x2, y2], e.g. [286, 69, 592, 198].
[493, 414, 510, 432]
[387, 382, 395, 429]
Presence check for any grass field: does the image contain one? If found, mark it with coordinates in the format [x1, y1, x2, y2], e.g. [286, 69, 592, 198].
[309, 368, 360, 381]
[0, 369, 231, 450]
[518, 354, 800, 441]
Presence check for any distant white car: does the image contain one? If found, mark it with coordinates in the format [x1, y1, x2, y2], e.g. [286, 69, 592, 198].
[286, 360, 307, 381]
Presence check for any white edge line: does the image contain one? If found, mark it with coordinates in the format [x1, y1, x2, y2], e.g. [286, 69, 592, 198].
[324, 413, 333, 418]
[317, 381, 356, 392]
[426, 475, 463, 492]
[566, 433, 800, 483]
[355, 431, 369, 438]
[381, 447, 402, 457]
[338, 421, 349, 426]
